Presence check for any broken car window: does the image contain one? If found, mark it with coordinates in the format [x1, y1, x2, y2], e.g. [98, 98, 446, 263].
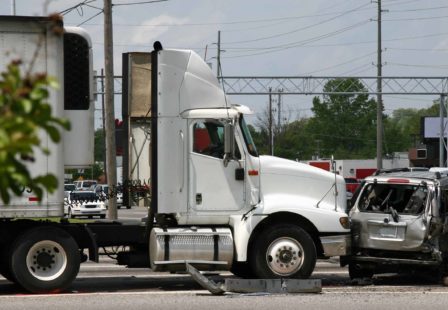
[358, 183, 427, 215]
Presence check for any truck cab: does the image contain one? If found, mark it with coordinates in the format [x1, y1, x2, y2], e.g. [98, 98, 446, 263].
[124, 46, 351, 278]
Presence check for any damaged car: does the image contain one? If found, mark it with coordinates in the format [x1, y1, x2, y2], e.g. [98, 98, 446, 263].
[346, 168, 448, 280]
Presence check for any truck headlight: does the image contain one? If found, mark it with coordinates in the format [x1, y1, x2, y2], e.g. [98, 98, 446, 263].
[339, 216, 350, 229]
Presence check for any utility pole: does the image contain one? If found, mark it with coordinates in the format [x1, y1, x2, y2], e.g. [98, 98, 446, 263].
[268, 88, 273, 156]
[376, 0, 383, 170]
[277, 88, 283, 131]
[10, 0, 16, 15]
[101, 69, 107, 179]
[440, 94, 447, 167]
[216, 30, 221, 78]
[104, 0, 117, 219]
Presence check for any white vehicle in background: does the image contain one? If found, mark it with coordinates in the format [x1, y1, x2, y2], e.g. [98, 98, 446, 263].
[74, 180, 97, 191]
[64, 184, 76, 199]
[92, 184, 126, 209]
[64, 191, 106, 219]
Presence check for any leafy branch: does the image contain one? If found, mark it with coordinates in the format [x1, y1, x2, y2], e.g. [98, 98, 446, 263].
[0, 59, 70, 203]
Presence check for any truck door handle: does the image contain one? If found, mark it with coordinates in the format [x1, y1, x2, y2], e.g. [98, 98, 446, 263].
[196, 193, 202, 205]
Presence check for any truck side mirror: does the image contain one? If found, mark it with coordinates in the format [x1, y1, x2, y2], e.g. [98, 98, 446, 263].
[223, 123, 235, 167]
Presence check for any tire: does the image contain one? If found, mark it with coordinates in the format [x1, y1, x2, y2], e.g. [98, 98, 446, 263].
[100, 215, 106, 219]
[9, 226, 81, 293]
[126, 206, 131, 209]
[68, 207, 74, 219]
[250, 225, 316, 279]
[348, 262, 374, 279]
[230, 262, 255, 279]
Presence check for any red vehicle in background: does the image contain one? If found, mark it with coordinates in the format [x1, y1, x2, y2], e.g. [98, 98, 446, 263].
[344, 177, 360, 194]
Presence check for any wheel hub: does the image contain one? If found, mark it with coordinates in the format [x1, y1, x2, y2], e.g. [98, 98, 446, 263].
[26, 240, 67, 281]
[266, 237, 304, 276]
[35, 251, 54, 268]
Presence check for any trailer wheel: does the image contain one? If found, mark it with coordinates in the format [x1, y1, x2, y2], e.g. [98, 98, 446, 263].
[9, 226, 80, 293]
[250, 225, 316, 278]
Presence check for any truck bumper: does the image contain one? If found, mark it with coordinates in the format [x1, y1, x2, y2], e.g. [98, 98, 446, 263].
[320, 234, 351, 257]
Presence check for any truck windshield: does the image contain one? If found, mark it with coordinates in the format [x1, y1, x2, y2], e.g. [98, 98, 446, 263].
[239, 116, 258, 157]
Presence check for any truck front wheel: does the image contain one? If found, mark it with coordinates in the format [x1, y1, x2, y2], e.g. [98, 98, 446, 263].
[250, 225, 316, 278]
[9, 226, 80, 293]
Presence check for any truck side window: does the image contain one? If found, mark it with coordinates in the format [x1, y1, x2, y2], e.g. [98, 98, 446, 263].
[193, 121, 225, 158]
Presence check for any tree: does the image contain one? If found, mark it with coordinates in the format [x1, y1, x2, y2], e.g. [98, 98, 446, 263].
[0, 61, 70, 203]
[308, 78, 377, 159]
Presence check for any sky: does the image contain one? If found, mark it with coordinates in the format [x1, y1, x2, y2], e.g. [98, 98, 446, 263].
[1, 0, 448, 128]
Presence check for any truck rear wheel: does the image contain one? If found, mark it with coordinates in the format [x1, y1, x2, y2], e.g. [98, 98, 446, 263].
[250, 225, 316, 278]
[9, 226, 80, 293]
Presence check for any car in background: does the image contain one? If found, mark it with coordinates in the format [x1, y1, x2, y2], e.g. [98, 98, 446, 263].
[74, 180, 97, 191]
[344, 177, 360, 194]
[64, 183, 76, 199]
[92, 184, 126, 209]
[64, 190, 106, 219]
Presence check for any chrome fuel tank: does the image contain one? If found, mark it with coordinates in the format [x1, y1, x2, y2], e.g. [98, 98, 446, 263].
[149, 227, 234, 271]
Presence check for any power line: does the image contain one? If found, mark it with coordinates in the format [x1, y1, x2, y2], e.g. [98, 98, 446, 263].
[112, 0, 167, 6]
[388, 62, 448, 69]
[387, 47, 448, 52]
[222, 20, 371, 59]
[301, 51, 377, 75]
[77, 10, 103, 26]
[383, 15, 448, 22]
[337, 63, 374, 76]
[223, 2, 373, 44]
[59, 0, 98, 15]
[382, 0, 423, 7]
[65, 5, 374, 28]
[388, 5, 448, 13]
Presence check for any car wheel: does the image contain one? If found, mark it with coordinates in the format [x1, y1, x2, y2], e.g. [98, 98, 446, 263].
[100, 215, 106, 219]
[250, 224, 316, 278]
[126, 206, 131, 209]
[68, 208, 74, 219]
[9, 226, 80, 293]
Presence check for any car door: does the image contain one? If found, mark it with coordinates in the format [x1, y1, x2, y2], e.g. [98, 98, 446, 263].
[189, 119, 245, 213]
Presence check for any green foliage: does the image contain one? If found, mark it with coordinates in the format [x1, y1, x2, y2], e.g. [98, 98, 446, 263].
[0, 61, 70, 203]
[308, 78, 377, 159]
[251, 78, 437, 161]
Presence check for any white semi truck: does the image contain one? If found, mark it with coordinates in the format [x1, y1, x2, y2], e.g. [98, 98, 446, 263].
[0, 16, 350, 293]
